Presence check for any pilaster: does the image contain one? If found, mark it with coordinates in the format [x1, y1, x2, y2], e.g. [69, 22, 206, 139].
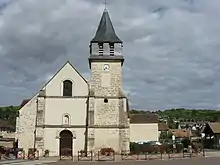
[35, 90, 45, 155]
[88, 95, 95, 151]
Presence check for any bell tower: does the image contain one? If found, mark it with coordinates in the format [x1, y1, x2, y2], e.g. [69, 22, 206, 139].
[87, 9, 130, 153]
[89, 9, 124, 97]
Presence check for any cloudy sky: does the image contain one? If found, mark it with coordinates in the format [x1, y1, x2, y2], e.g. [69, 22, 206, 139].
[0, 0, 220, 110]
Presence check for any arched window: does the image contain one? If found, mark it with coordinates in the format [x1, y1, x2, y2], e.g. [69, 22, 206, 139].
[63, 80, 72, 96]
[63, 114, 70, 125]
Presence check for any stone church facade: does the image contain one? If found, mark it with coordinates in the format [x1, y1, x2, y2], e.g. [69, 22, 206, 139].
[15, 9, 158, 157]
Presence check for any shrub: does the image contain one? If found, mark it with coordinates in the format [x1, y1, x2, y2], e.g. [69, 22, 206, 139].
[130, 142, 143, 154]
[100, 148, 114, 156]
[164, 143, 173, 153]
[181, 138, 190, 148]
[176, 143, 183, 153]
[28, 148, 36, 154]
[192, 143, 203, 153]
[44, 149, 49, 157]
[79, 150, 87, 156]
[45, 149, 49, 154]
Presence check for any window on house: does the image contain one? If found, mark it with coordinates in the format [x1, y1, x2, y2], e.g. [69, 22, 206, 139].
[63, 80, 72, 96]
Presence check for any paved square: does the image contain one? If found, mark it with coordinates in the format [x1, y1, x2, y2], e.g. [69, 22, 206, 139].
[46, 157, 220, 165]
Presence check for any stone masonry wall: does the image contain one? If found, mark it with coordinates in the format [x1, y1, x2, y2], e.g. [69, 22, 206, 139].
[119, 128, 130, 152]
[16, 96, 37, 154]
[89, 59, 130, 153]
[35, 96, 45, 156]
[94, 129, 120, 152]
[88, 96, 95, 151]
[94, 99, 120, 125]
[90, 62, 122, 97]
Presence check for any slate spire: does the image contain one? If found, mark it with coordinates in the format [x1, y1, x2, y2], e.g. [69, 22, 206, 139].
[91, 9, 122, 43]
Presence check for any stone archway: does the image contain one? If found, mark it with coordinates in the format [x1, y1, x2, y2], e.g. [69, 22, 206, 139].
[59, 130, 73, 157]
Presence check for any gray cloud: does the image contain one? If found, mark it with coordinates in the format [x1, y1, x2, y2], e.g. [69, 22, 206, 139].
[0, 0, 220, 110]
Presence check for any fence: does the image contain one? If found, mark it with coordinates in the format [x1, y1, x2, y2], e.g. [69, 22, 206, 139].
[97, 150, 115, 161]
[121, 150, 139, 160]
[78, 151, 93, 161]
[121, 149, 204, 161]
[190, 148, 205, 158]
[76, 148, 204, 162]
[77, 148, 115, 161]
[59, 148, 73, 160]
[27, 149, 39, 160]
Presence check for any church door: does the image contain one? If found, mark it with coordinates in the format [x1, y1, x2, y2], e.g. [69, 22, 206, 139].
[59, 130, 73, 157]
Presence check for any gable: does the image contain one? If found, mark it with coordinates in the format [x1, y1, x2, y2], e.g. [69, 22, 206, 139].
[19, 61, 89, 112]
[203, 122, 220, 134]
[44, 61, 88, 96]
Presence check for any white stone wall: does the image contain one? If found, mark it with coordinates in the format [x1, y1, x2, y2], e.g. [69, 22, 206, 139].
[16, 96, 37, 153]
[45, 62, 88, 97]
[130, 123, 159, 142]
[94, 99, 120, 125]
[44, 98, 87, 125]
[94, 129, 120, 152]
[89, 58, 129, 153]
[44, 128, 85, 156]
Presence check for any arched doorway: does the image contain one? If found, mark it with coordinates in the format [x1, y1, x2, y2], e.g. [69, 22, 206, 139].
[59, 130, 73, 157]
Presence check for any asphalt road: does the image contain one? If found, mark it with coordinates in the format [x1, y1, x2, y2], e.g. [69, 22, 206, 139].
[46, 157, 220, 165]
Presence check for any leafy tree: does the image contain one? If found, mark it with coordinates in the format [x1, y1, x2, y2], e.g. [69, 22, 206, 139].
[130, 108, 220, 122]
[159, 131, 172, 140]
[0, 106, 19, 129]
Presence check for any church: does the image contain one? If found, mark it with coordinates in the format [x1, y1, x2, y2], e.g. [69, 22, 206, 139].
[15, 9, 159, 157]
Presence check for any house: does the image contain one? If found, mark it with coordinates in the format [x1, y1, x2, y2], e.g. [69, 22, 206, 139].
[170, 129, 192, 140]
[202, 122, 220, 149]
[158, 122, 169, 135]
[129, 113, 159, 143]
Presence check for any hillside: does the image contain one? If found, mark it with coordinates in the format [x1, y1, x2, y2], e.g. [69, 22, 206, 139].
[130, 108, 220, 122]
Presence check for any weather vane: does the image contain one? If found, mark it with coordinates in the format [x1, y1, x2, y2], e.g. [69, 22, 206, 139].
[104, 0, 107, 11]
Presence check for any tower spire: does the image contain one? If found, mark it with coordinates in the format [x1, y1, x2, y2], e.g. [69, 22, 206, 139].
[90, 7, 122, 43]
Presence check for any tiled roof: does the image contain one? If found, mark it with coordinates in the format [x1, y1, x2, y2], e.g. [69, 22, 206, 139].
[130, 113, 158, 124]
[158, 122, 169, 131]
[91, 10, 122, 43]
[206, 122, 220, 134]
[19, 99, 30, 109]
[170, 129, 191, 138]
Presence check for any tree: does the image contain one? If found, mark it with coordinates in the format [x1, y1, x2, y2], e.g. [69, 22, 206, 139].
[167, 117, 177, 129]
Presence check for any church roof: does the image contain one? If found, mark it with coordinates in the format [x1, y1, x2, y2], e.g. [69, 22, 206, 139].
[91, 9, 122, 43]
[19, 99, 30, 109]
